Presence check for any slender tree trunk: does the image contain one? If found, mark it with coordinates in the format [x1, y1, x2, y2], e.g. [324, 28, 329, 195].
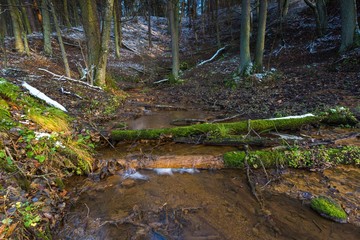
[147, 0, 152, 48]
[215, 0, 221, 48]
[8, 0, 25, 53]
[25, 0, 38, 32]
[340, 0, 358, 52]
[0, 3, 8, 67]
[63, 0, 71, 27]
[78, 0, 101, 84]
[304, 0, 328, 36]
[114, 0, 122, 58]
[168, 0, 180, 80]
[95, 0, 115, 86]
[50, 1, 71, 77]
[21, 1, 32, 34]
[41, 0, 52, 55]
[255, 0, 268, 72]
[238, 0, 251, 76]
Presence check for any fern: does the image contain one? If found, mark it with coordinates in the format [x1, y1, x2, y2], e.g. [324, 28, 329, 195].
[0, 78, 19, 101]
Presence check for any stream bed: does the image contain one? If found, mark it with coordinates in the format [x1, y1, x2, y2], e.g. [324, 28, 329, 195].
[57, 168, 359, 240]
[57, 110, 360, 239]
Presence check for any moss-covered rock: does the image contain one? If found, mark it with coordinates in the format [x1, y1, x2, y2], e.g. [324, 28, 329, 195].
[310, 196, 347, 223]
[321, 107, 358, 126]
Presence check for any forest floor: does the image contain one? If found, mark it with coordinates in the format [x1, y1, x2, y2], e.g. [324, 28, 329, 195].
[0, 2, 359, 238]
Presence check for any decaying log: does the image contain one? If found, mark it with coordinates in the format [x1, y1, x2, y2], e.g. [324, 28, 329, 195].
[111, 114, 320, 142]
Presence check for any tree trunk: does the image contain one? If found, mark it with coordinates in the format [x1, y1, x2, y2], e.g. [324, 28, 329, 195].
[63, 0, 71, 27]
[0, 3, 8, 67]
[50, 1, 71, 78]
[25, 0, 38, 32]
[41, 0, 52, 55]
[340, 0, 358, 52]
[8, 0, 25, 53]
[114, 0, 122, 58]
[21, 1, 32, 34]
[111, 114, 320, 141]
[94, 0, 115, 86]
[238, 0, 252, 76]
[168, 0, 180, 80]
[304, 0, 328, 36]
[316, 0, 328, 35]
[254, 0, 268, 72]
[147, 0, 153, 48]
[78, 0, 101, 85]
[215, 0, 221, 48]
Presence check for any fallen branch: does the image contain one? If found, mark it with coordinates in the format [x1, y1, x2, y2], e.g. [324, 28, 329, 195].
[197, 46, 227, 66]
[60, 87, 83, 99]
[38, 68, 102, 90]
[121, 42, 140, 55]
[153, 78, 169, 84]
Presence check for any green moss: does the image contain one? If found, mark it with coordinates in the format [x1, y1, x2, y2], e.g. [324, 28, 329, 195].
[311, 196, 347, 223]
[0, 78, 20, 101]
[111, 115, 320, 141]
[223, 151, 247, 167]
[321, 107, 358, 126]
[223, 146, 360, 169]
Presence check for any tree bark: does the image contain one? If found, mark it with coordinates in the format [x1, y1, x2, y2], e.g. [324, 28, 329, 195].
[78, 0, 101, 85]
[340, 0, 359, 52]
[50, 1, 71, 78]
[254, 0, 268, 72]
[41, 0, 52, 55]
[94, 0, 115, 86]
[8, 0, 25, 53]
[63, 0, 71, 27]
[114, 0, 122, 59]
[238, 0, 252, 76]
[168, 0, 180, 80]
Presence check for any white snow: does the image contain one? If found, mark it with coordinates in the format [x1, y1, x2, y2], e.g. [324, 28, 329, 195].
[268, 113, 315, 120]
[22, 82, 67, 112]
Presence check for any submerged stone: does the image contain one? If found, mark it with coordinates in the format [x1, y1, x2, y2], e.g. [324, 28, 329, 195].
[310, 196, 347, 223]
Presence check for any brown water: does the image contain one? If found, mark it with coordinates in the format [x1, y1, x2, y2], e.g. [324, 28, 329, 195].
[57, 169, 359, 240]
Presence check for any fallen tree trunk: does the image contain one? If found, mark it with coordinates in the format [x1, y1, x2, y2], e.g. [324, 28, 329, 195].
[111, 114, 320, 141]
[223, 146, 360, 169]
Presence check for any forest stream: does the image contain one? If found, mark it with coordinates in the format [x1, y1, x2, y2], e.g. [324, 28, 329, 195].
[56, 110, 360, 240]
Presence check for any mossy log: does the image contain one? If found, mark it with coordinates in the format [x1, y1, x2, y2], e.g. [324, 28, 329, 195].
[111, 108, 358, 142]
[111, 114, 320, 141]
[223, 146, 360, 169]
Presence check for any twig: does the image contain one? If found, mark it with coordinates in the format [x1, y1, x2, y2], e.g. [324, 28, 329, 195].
[210, 114, 240, 123]
[60, 87, 83, 99]
[153, 78, 169, 84]
[312, 219, 322, 232]
[38, 68, 102, 90]
[89, 122, 117, 150]
[84, 203, 90, 218]
[197, 45, 227, 66]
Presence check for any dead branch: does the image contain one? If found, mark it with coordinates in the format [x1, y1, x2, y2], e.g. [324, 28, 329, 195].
[197, 45, 227, 66]
[38, 68, 102, 90]
[60, 87, 83, 99]
[153, 78, 169, 84]
[121, 42, 140, 55]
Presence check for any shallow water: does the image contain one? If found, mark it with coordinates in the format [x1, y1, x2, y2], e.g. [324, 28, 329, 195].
[57, 169, 359, 240]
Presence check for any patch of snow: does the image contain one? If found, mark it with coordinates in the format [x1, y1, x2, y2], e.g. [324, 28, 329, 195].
[268, 113, 315, 120]
[22, 82, 67, 112]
